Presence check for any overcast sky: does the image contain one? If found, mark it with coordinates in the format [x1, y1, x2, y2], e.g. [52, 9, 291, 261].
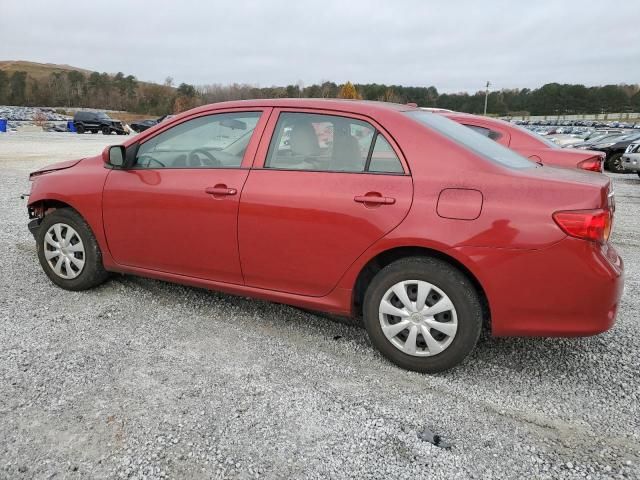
[1, 0, 638, 93]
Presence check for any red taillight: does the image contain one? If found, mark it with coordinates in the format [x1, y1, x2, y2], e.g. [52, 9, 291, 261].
[553, 209, 611, 243]
[577, 156, 603, 172]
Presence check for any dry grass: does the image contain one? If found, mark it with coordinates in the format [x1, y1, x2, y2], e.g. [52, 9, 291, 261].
[110, 112, 153, 124]
[0, 60, 92, 80]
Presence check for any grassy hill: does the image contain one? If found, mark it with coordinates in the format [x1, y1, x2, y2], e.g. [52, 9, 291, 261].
[0, 60, 94, 80]
[0, 60, 174, 117]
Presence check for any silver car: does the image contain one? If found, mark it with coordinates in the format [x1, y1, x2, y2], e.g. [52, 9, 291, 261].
[621, 143, 640, 177]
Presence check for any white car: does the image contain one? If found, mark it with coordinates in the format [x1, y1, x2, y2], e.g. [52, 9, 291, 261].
[621, 143, 640, 177]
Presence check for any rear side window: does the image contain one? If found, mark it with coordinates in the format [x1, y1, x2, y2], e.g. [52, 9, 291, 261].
[463, 124, 502, 141]
[265, 112, 404, 174]
[406, 111, 533, 169]
[368, 135, 404, 173]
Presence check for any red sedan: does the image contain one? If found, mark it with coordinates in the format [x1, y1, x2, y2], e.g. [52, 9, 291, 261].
[27, 99, 623, 373]
[441, 112, 606, 172]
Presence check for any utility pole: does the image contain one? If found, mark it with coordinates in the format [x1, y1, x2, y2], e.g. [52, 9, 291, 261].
[483, 81, 491, 116]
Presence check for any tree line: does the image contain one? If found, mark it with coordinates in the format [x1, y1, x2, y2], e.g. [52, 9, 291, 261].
[1, 68, 639, 116]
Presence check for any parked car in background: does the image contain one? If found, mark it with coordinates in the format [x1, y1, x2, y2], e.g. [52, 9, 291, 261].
[587, 132, 640, 173]
[73, 111, 127, 135]
[569, 132, 629, 150]
[621, 143, 640, 177]
[130, 114, 174, 133]
[441, 112, 605, 172]
[26, 99, 623, 373]
[545, 133, 590, 148]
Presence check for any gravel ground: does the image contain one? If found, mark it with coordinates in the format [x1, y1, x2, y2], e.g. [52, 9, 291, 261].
[0, 131, 639, 479]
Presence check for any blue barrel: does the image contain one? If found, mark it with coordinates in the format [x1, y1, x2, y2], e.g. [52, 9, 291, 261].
[0, 119, 7, 133]
[67, 120, 76, 133]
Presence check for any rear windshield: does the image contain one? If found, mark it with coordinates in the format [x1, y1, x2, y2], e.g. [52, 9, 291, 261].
[406, 111, 534, 169]
[512, 124, 559, 149]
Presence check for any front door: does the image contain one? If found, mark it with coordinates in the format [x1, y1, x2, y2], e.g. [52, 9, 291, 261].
[238, 110, 413, 297]
[103, 109, 269, 284]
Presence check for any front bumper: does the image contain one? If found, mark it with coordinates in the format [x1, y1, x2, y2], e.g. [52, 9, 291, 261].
[621, 154, 640, 173]
[28, 218, 41, 239]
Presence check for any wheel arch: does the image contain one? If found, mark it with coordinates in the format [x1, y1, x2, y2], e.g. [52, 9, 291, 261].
[28, 197, 82, 220]
[351, 245, 491, 330]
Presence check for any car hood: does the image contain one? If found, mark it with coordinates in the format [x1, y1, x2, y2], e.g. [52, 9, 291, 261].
[29, 158, 83, 178]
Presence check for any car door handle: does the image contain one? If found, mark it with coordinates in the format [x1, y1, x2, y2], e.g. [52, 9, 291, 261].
[205, 185, 237, 196]
[354, 194, 396, 205]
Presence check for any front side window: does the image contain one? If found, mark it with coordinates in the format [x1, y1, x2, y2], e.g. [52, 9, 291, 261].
[406, 111, 533, 169]
[134, 112, 261, 169]
[265, 112, 404, 174]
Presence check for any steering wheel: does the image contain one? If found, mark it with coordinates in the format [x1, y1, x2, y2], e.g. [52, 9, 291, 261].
[188, 148, 222, 167]
[136, 154, 166, 168]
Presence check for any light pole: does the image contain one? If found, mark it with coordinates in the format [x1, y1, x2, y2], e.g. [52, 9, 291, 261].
[483, 81, 491, 116]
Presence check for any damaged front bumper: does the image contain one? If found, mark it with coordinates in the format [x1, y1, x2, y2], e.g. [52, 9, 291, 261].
[28, 218, 41, 238]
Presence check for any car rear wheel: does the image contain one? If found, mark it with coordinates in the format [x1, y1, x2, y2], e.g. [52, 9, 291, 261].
[363, 257, 482, 373]
[606, 153, 625, 173]
[76, 124, 85, 134]
[36, 208, 109, 291]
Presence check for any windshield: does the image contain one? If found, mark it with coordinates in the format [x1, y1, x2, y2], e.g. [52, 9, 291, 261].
[594, 132, 639, 145]
[584, 133, 610, 144]
[96, 112, 111, 120]
[513, 124, 560, 149]
[589, 133, 625, 144]
[622, 132, 640, 142]
[406, 111, 534, 169]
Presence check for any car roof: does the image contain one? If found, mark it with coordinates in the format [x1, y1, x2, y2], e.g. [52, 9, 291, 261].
[187, 98, 416, 117]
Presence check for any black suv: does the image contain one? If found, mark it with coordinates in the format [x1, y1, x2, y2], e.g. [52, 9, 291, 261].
[73, 111, 127, 135]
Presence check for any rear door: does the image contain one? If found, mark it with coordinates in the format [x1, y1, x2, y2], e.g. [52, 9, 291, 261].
[102, 109, 270, 284]
[238, 109, 413, 297]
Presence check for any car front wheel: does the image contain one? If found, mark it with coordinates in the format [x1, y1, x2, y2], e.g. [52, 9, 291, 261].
[606, 153, 625, 173]
[363, 257, 482, 373]
[36, 208, 109, 291]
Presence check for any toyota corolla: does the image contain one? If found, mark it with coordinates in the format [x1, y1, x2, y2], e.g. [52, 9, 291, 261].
[26, 99, 624, 373]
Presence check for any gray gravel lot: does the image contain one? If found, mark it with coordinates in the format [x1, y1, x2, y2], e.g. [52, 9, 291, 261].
[1, 131, 639, 479]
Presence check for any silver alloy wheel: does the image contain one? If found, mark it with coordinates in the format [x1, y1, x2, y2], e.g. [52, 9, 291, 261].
[378, 280, 458, 357]
[43, 223, 85, 279]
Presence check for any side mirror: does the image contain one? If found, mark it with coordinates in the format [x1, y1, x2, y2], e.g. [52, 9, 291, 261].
[103, 145, 126, 168]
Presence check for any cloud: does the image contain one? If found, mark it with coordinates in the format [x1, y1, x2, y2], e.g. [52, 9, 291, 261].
[1, 0, 638, 92]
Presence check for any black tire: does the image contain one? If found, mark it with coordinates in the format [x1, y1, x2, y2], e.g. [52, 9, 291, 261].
[102, 126, 111, 135]
[36, 208, 109, 291]
[606, 153, 625, 173]
[76, 124, 85, 134]
[363, 257, 482, 373]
